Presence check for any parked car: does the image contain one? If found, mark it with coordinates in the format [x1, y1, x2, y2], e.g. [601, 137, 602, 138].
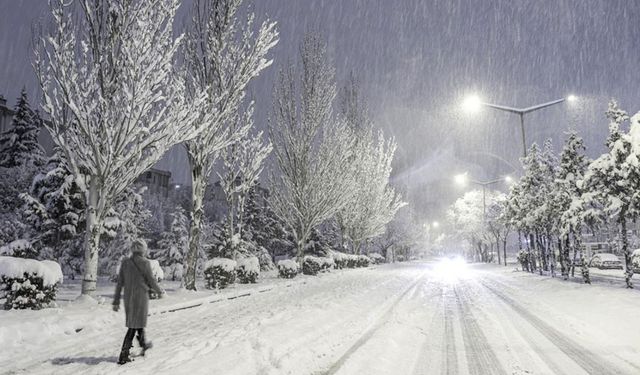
[588, 253, 623, 270]
[632, 249, 640, 273]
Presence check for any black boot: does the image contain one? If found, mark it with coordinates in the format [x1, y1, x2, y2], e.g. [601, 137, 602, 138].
[137, 329, 153, 356]
[117, 348, 132, 365]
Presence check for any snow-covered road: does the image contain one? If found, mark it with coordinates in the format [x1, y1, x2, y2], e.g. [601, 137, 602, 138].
[3, 262, 640, 375]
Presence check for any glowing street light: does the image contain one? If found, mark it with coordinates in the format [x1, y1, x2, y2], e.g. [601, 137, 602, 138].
[462, 95, 483, 113]
[432, 221, 440, 228]
[454, 173, 468, 186]
[504, 175, 514, 184]
[461, 94, 578, 157]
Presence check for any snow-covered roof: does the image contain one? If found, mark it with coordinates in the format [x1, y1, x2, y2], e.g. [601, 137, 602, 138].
[0, 256, 63, 286]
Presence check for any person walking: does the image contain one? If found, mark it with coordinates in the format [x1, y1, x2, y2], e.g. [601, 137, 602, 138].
[113, 239, 164, 365]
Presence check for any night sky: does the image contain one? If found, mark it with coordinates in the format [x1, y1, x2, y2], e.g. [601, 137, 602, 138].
[2, 0, 639, 220]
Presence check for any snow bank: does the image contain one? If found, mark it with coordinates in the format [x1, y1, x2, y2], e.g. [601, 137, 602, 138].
[0, 256, 63, 286]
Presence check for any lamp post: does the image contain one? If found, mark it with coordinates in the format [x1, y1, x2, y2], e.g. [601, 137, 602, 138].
[462, 95, 578, 157]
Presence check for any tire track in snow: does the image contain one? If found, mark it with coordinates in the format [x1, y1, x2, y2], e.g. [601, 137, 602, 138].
[323, 272, 427, 375]
[479, 279, 629, 375]
[441, 290, 458, 375]
[453, 286, 507, 375]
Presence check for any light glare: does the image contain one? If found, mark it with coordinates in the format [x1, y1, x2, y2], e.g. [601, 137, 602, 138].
[567, 94, 578, 103]
[454, 173, 468, 186]
[462, 95, 483, 113]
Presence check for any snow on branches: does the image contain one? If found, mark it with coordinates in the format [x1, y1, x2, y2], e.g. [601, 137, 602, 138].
[34, 0, 207, 295]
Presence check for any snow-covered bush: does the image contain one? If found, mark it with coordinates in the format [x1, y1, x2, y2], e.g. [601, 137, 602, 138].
[356, 255, 371, 268]
[302, 256, 334, 275]
[368, 253, 385, 264]
[302, 256, 322, 276]
[0, 239, 38, 259]
[318, 257, 335, 271]
[149, 259, 164, 282]
[236, 257, 260, 284]
[0, 256, 63, 310]
[204, 258, 237, 289]
[277, 259, 299, 279]
[331, 252, 348, 269]
[517, 250, 529, 271]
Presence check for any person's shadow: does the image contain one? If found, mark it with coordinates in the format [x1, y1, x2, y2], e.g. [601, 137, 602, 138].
[50, 356, 118, 366]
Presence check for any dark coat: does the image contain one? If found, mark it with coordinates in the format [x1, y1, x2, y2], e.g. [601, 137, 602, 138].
[113, 255, 163, 328]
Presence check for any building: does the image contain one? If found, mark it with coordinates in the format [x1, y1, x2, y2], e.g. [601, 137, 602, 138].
[135, 168, 173, 198]
[0, 95, 14, 134]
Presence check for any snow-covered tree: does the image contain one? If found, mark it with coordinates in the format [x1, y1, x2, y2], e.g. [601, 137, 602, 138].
[581, 101, 640, 288]
[486, 193, 509, 266]
[502, 181, 532, 271]
[181, 0, 278, 290]
[34, 0, 207, 295]
[100, 187, 151, 277]
[336, 80, 405, 254]
[269, 34, 357, 260]
[448, 189, 502, 262]
[217, 105, 272, 260]
[155, 206, 189, 281]
[0, 89, 45, 168]
[20, 151, 85, 277]
[554, 131, 590, 282]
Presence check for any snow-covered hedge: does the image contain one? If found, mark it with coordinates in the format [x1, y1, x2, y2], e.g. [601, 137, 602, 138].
[331, 252, 350, 269]
[0, 256, 63, 310]
[368, 253, 385, 264]
[302, 256, 334, 275]
[204, 258, 237, 289]
[236, 257, 260, 284]
[318, 257, 335, 271]
[302, 256, 322, 275]
[0, 239, 38, 259]
[277, 259, 299, 279]
[356, 255, 371, 268]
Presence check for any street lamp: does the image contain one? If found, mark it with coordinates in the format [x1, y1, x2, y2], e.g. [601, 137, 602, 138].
[462, 94, 578, 157]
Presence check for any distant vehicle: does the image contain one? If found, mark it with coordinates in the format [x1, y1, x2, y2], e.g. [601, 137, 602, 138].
[588, 253, 623, 270]
[632, 249, 640, 273]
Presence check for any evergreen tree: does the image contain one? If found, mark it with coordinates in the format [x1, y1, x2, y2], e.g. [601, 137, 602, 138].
[155, 206, 189, 281]
[582, 101, 640, 288]
[554, 131, 590, 282]
[20, 151, 85, 276]
[101, 187, 151, 277]
[0, 89, 45, 168]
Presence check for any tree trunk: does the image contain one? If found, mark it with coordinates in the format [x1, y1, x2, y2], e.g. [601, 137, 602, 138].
[81, 177, 102, 296]
[502, 238, 507, 266]
[575, 235, 590, 284]
[620, 216, 633, 288]
[570, 231, 578, 278]
[183, 163, 206, 291]
[495, 235, 501, 265]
